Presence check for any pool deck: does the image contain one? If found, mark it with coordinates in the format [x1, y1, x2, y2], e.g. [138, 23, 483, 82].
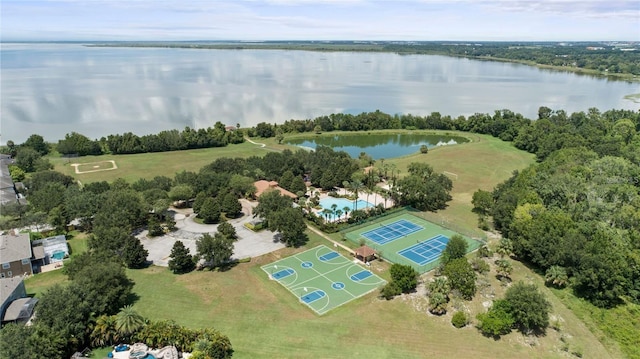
[310, 184, 394, 222]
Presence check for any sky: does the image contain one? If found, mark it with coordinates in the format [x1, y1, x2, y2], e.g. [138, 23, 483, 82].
[1, 0, 639, 42]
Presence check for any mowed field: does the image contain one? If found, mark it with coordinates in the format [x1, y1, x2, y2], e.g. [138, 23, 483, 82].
[386, 131, 535, 237]
[37, 132, 623, 358]
[50, 141, 280, 183]
[125, 232, 616, 359]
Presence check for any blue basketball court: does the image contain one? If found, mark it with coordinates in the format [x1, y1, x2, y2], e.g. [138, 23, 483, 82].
[397, 234, 449, 266]
[361, 219, 424, 245]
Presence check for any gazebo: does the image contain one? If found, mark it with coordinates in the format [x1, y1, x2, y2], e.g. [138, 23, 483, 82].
[354, 245, 377, 263]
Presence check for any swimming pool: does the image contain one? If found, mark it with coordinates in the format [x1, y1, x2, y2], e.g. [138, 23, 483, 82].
[51, 250, 66, 261]
[319, 197, 373, 213]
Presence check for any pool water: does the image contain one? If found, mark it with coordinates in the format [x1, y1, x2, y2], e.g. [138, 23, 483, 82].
[319, 197, 373, 213]
[51, 251, 66, 260]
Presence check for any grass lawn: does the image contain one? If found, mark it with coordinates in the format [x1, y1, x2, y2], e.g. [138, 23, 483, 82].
[386, 131, 535, 237]
[27, 131, 627, 358]
[49, 141, 276, 183]
[125, 230, 614, 359]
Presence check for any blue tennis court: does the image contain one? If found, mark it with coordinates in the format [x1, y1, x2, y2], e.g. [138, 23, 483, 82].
[398, 235, 449, 266]
[361, 219, 424, 245]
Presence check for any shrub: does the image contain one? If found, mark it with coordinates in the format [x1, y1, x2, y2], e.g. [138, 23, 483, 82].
[389, 264, 419, 293]
[452, 311, 468, 328]
[471, 257, 490, 274]
[380, 282, 402, 300]
[476, 300, 514, 337]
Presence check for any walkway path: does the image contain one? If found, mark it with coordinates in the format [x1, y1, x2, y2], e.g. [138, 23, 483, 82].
[244, 137, 266, 147]
[306, 224, 355, 255]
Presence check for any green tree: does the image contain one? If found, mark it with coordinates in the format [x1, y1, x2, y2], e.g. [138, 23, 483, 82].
[476, 300, 515, 337]
[190, 329, 234, 359]
[428, 276, 450, 296]
[228, 174, 256, 197]
[270, 206, 308, 247]
[428, 292, 448, 315]
[0, 323, 66, 359]
[15, 147, 50, 172]
[8, 165, 26, 182]
[451, 311, 468, 328]
[23, 134, 49, 155]
[199, 197, 221, 224]
[72, 260, 134, 315]
[545, 265, 569, 288]
[122, 236, 148, 269]
[168, 184, 195, 203]
[253, 190, 293, 226]
[147, 216, 164, 237]
[196, 232, 234, 269]
[495, 237, 513, 258]
[279, 170, 296, 191]
[34, 284, 93, 354]
[168, 240, 195, 274]
[389, 264, 419, 293]
[419, 144, 429, 154]
[380, 281, 402, 300]
[440, 234, 468, 265]
[472, 189, 493, 216]
[193, 191, 208, 214]
[289, 175, 308, 195]
[217, 221, 237, 241]
[221, 192, 242, 218]
[116, 305, 146, 340]
[495, 258, 513, 280]
[91, 315, 119, 347]
[443, 258, 477, 300]
[393, 163, 453, 211]
[504, 282, 551, 332]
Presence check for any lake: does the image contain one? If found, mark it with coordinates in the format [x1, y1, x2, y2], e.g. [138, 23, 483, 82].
[1, 43, 639, 144]
[286, 133, 468, 159]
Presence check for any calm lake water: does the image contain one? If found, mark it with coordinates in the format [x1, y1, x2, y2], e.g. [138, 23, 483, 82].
[286, 133, 469, 159]
[1, 43, 639, 144]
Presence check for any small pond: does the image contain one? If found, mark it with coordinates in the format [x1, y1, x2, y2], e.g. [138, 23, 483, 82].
[286, 133, 469, 159]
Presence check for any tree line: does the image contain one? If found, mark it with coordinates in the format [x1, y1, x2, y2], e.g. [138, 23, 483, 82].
[3, 121, 244, 166]
[248, 107, 639, 163]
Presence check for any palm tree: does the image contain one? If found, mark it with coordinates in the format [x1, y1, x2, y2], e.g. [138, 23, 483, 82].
[428, 276, 450, 297]
[428, 292, 448, 315]
[116, 305, 145, 339]
[335, 209, 343, 221]
[331, 204, 338, 220]
[322, 209, 332, 223]
[495, 259, 513, 280]
[91, 315, 119, 347]
[343, 206, 350, 220]
[349, 181, 364, 211]
[545, 265, 568, 288]
[496, 238, 513, 258]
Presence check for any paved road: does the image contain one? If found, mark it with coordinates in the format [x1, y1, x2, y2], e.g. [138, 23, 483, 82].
[139, 199, 285, 267]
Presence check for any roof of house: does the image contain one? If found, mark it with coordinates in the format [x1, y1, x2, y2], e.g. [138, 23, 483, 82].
[0, 233, 32, 263]
[254, 180, 298, 199]
[2, 297, 38, 322]
[0, 277, 24, 307]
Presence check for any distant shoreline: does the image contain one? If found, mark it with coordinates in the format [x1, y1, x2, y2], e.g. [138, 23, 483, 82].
[83, 41, 640, 83]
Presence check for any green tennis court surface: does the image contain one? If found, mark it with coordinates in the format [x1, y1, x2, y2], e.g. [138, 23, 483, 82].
[343, 211, 481, 273]
[261, 245, 386, 315]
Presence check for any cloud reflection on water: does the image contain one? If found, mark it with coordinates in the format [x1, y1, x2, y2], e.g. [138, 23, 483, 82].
[1, 44, 638, 143]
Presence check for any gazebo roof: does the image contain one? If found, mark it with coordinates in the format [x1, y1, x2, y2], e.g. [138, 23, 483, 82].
[354, 245, 376, 258]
